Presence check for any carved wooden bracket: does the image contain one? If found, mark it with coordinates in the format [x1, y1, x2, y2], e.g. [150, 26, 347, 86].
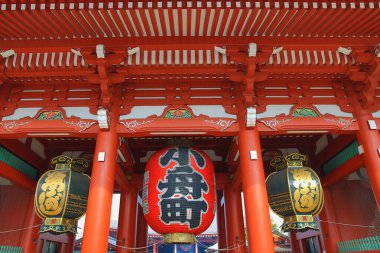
[84, 46, 127, 109]
[227, 44, 270, 108]
[347, 49, 380, 110]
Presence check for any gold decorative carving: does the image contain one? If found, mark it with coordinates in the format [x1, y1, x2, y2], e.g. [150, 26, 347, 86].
[204, 119, 236, 131]
[0, 121, 31, 133]
[290, 168, 320, 213]
[259, 118, 292, 130]
[37, 171, 67, 216]
[323, 117, 356, 129]
[285, 153, 307, 167]
[164, 233, 195, 244]
[64, 120, 96, 132]
[120, 120, 153, 132]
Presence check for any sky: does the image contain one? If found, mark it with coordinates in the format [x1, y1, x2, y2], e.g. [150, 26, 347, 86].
[76, 193, 283, 238]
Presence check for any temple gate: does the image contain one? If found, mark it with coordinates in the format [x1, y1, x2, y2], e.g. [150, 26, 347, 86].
[0, 1, 379, 253]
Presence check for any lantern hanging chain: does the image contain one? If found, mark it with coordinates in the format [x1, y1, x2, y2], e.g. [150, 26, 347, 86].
[0, 224, 40, 234]
[316, 218, 375, 229]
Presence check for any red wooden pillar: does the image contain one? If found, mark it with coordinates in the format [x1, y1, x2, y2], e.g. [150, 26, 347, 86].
[65, 233, 76, 253]
[237, 122, 274, 253]
[216, 190, 227, 251]
[289, 232, 301, 253]
[135, 201, 148, 248]
[61, 242, 67, 253]
[19, 197, 41, 253]
[117, 190, 128, 252]
[224, 185, 246, 253]
[298, 239, 307, 253]
[35, 239, 44, 253]
[319, 187, 341, 253]
[355, 111, 380, 209]
[81, 116, 119, 253]
[116, 186, 138, 253]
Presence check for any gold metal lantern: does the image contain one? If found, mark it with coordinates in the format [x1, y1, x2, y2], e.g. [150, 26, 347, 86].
[34, 155, 90, 234]
[266, 153, 324, 232]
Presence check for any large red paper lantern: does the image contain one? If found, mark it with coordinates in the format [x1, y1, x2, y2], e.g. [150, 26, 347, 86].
[143, 146, 215, 242]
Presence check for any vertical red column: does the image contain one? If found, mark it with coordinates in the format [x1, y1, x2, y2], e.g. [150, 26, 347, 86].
[60, 243, 67, 253]
[289, 232, 301, 253]
[319, 187, 341, 253]
[216, 190, 227, 251]
[224, 185, 246, 253]
[135, 201, 148, 248]
[355, 111, 380, 209]
[117, 189, 128, 252]
[116, 186, 138, 253]
[81, 115, 118, 253]
[298, 240, 307, 253]
[238, 123, 274, 253]
[35, 239, 44, 253]
[65, 233, 76, 253]
[19, 197, 41, 253]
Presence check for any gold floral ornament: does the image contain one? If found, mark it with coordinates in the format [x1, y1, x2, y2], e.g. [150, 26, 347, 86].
[34, 155, 90, 234]
[266, 153, 324, 232]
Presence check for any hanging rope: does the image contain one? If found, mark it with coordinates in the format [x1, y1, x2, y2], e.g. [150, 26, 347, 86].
[195, 237, 246, 252]
[0, 224, 251, 253]
[77, 226, 166, 253]
[0, 224, 40, 234]
[316, 219, 375, 229]
[113, 239, 165, 253]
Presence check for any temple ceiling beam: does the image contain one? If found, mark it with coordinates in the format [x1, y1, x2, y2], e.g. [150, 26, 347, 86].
[1, 37, 378, 52]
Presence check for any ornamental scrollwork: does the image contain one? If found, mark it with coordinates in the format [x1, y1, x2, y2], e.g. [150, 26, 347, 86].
[120, 120, 153, 132]
[204, 119, 236, 131]
[64, 120, 96, 132]
[323, 118, 355, 129]
[0, 121, 32, 133]
[259, 118, 292, 130]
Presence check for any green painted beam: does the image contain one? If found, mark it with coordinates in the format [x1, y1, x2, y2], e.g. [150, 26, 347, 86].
[0, 245, 22, 253]
[338, 235, 380, 252]
[322, 141, 359, 175]
[0, 145, 38, 179]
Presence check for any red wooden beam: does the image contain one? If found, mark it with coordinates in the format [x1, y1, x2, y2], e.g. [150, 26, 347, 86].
[322, 154, 364, 187]
[314, 134, 356, 169]
[226, 139, 239, 170]
[118, 141, 135, 173]
[130, 173, 144, 190]
[3, 63, 357, 80]
[216, 173, 231, 190]
[231, 165, 242, 191]
[0, 139, 46, 170]
[0, 161, 36, 191]
[1, 36, 376, 52]
[115, 163, 130, 192]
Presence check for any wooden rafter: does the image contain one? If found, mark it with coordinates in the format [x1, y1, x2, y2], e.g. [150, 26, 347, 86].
[1, 1, 379, 41]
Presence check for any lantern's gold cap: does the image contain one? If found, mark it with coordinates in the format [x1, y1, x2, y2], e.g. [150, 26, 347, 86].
[50, 155, 88, 173]
[164, 233, 196, 244]
[270, 156, 287, 171]
[285, 153, 307, 167]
